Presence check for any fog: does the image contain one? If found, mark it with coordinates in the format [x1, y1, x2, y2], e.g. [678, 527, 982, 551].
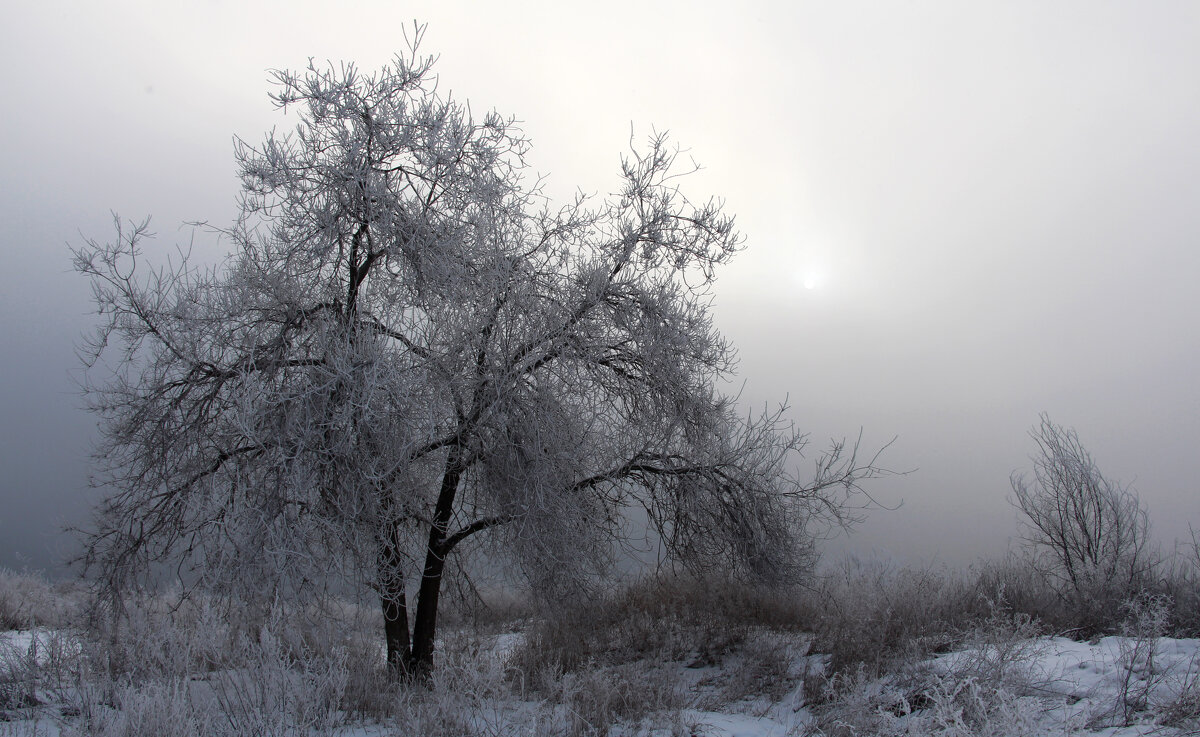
[3, 0, 1199, 574]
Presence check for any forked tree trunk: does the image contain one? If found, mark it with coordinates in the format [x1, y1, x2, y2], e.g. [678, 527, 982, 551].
[407, 539, 449, 679]
[403, 448, 464, 679]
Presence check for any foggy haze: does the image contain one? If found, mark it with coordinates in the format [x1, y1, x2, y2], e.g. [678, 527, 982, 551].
[2, 0, 1199, 574]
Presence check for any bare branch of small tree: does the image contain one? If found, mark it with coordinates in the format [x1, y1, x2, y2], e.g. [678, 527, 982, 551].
[1010, 414, 1155, 623]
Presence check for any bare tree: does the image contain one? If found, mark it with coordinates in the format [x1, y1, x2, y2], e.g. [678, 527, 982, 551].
[74, 31, 886, 679]
[1010, 414, 1154, 616]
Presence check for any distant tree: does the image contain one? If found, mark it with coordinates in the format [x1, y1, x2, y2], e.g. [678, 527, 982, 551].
[1010, 414, 1154, 619]
[74, 32, 886, 679]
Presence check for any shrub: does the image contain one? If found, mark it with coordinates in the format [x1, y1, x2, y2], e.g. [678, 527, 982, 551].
[80, 591, 241, 683]
[0, 569, 83, 631]
[1159, 534, 1200, 636]
[546, 662, 683, 737]
[969, 555, 1075, 633]
[811, 655, 1045, 736]
[697, 632, 806, 710]
[1010, 415, 1157, 633]
[807, 558, 984, 678]
[510, 573, 806, 679]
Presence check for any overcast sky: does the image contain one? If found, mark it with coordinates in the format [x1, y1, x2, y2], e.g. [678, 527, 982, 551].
[3, 1, 1199, 574]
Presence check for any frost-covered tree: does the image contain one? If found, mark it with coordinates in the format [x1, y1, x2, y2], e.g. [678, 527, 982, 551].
[1011, 414, 1154, 617]
[75, 33, 884, 678]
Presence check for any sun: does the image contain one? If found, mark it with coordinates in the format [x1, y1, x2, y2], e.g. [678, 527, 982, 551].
[796, 269, 825, 291]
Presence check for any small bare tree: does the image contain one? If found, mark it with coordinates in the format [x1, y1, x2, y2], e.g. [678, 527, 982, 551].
[74, 30, 886, 679]
[1010, 414, 1154, 619]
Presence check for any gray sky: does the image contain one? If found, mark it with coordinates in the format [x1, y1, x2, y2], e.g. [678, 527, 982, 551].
[3, 0, 1199, 574]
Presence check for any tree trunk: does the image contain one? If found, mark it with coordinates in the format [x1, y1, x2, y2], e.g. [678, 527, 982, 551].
[380, 574, 411, 677]
[405, 447, 464, 679]
[378, 511, 412, 677]
[407, 541, 448, 679]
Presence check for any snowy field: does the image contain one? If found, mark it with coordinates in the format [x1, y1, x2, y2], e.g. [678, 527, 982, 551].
[4, 624, 1200, 736]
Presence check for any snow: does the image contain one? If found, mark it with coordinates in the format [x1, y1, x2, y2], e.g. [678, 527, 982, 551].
[675, 634, 1200, 736]
[683, 710, 799, 736]
[0, 628, 80, 667]
[491, 630, 525, 661]
[3, 626, 1200, 735]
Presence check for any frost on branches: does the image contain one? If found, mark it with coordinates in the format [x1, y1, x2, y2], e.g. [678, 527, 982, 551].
[74, 35, 885, 678]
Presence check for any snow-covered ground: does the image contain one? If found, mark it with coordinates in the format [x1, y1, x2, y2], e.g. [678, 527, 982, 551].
[3, 627, 1200, 735]
[661, 634, 1200, 736]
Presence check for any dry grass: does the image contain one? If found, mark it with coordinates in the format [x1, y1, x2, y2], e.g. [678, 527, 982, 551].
[0, 569, 84, 631]
[808, 608, 1051, 737]
[804, 558, 987, 678]
[7, 554, 1200, 736]
[506, 574, 816, 735]
[510, 573, 808, 679]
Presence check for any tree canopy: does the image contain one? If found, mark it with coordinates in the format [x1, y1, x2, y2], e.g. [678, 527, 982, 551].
[75, 35, 885, 677]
